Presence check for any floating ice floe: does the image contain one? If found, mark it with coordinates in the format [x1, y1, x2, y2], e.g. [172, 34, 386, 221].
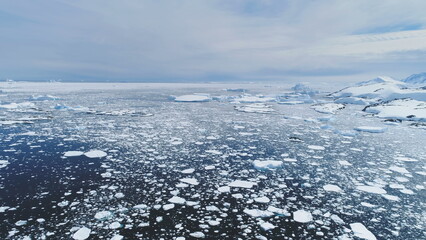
[0, 102, 35, 109]
[307, 145, 325, 150]
[253, 160, 283, 170]
[234, 103, 275, 113]
[29, 95, 59, 101]
[179, 178, 199, 185]
[234, 95, 276, 103]
[363, 99, 426, 122]
[94, 211, 113, 221]
[259, 222, 276, 231]
[356, 185, 386, 194]
[174, 94, 211, 102]
[228, 180, 257, 189]
[293, 210, 313, 223]
[243, 209, 274, 218]
[0, 160, 10, 169]
[254, 196, 270, 203]
[72, 227, 91, 240]
[84, 150, 107, 158]
[323, 184, 343, 193]
[389, 166, 409, 174]
[64, 151, 84, 157]
[168, 196, 186, 204]
[312, 103, 345, 114]
[354, 126, 387, 133]
[350, 223, 377, 240]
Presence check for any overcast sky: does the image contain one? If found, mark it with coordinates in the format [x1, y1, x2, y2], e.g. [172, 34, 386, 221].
[1, 0, 426, 82]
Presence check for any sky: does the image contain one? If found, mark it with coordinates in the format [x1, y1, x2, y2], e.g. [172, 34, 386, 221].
[1, 0, 426, 83]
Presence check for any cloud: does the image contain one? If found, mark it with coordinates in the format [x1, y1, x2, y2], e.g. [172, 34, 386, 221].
[0, 0, 426, 82]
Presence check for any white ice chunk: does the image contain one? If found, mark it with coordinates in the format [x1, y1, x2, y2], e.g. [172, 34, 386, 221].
[253, 160, 283, 170]
[72, 227, 91, 240]
[179, 178, 199, 185]
[293, 210, 313, 223]
[168, 196, 186, 204]
[354, 126, 387, 133]
[228, 180, 257, 189]
[323, 184, 343, 193]
[350, 223, 377, 240]
[175, 95, 211, 102]
[64, 151, 84, 157]
[356, 185, 387, 194]
[84, 150, 107, 158]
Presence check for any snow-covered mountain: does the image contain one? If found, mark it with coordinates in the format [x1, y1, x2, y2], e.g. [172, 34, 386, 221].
[354, 76, 403, 87]
[330, 75, 426, 122]
[330, 76, 426, 102]
[402, 72, 426, 85]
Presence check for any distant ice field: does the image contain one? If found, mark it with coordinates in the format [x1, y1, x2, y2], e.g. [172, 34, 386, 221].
[0, 82, 425, 239]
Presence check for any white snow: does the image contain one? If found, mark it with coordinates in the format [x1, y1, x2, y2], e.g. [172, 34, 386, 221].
[84, 150, 107, 158]
[293, 210, 313, 223]
[364, 99, 426, 122]
[350, 223, 377, 240]
[72, 227, 91, 240]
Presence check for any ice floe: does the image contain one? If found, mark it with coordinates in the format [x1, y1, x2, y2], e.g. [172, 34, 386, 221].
[174, 94, 211, 102]
[84, 150, 107, 158]
[354, 126, 387, 133]
[293, 210, 313, 223]
[350, 223, 376, 240]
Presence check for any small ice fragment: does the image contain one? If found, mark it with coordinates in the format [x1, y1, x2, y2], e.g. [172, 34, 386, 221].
[163, 204, 175, 211]
[189, 232, 206, 238]
[259, 222, 276, 231]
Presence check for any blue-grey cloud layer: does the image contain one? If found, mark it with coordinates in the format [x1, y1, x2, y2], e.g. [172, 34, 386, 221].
[1, 0, 426, 82]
